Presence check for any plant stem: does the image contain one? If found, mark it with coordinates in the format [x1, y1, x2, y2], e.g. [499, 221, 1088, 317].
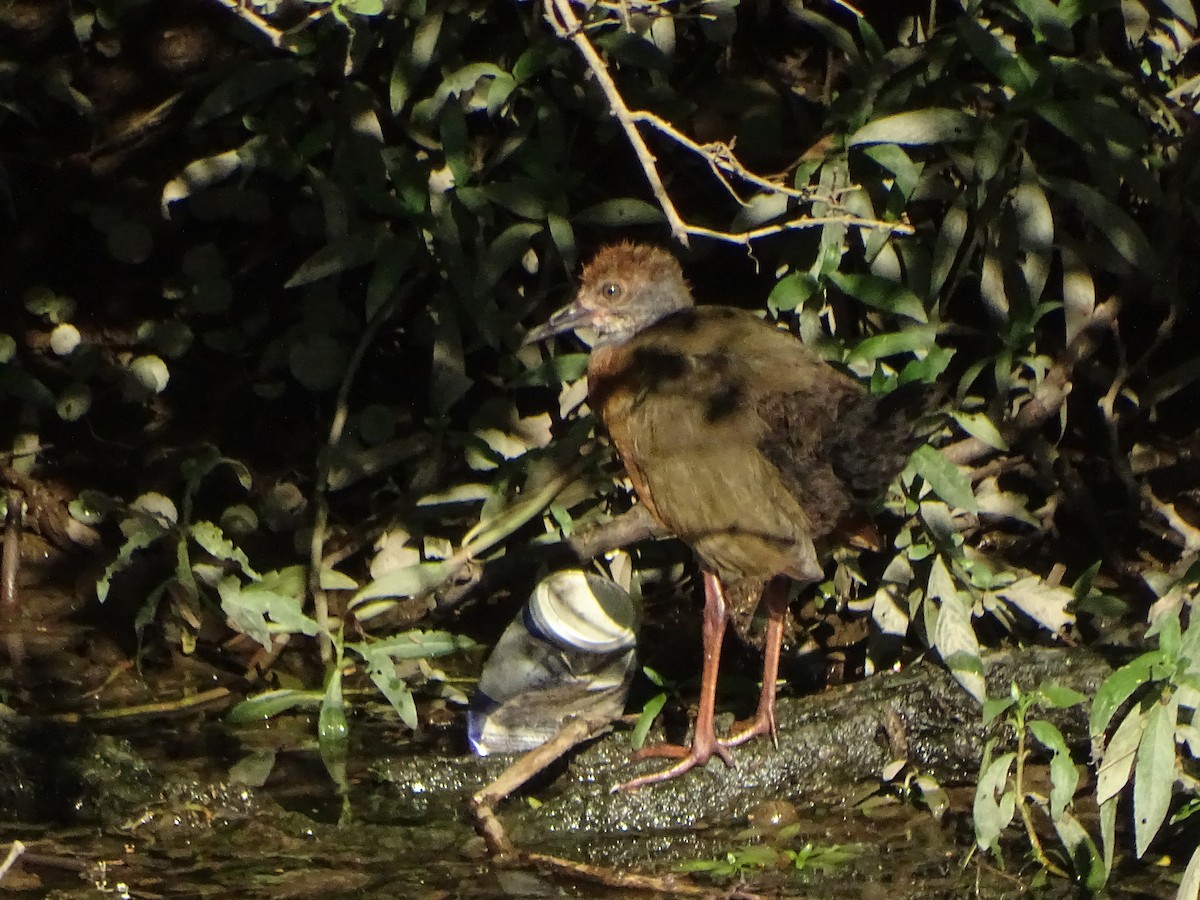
[1014, 719, 1070, 879]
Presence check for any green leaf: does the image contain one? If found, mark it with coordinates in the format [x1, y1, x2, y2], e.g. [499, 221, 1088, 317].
[930, 563, 985, 703]
[1051, 810, 1107, 891]
[547, 212, 576, 273]
[286, 228, 387, 288]
[1100, 794, 1118, 875]
[828, 272, 927, 321]
[482, 182, 546, 220]
[409, 10, 443, 78]
[356, 645, 420, 729]
[428, 296, 471, 411]
[226, 688, 324, 723]
[318, 666, 349, 794]
[930, 199, 969, 298]
[910, 445, 979, 513]
[364, 237, 415, 320]
[847, 326, 939, 364]
[514, 353, 591, 387]
[1096, 706, 1144, 806]
[573, 198, 665, 227]
[950, 410, 1009, 451]
[348, 629, 475, 661]
[787, 6, 862, 65]
[994, 575, 1074, 634]
[1039, 683, 1087, 709]
[161, 148, 246, 212]
[190, 520, 259, 579]
[321, 568, 359, 591]
[1178, 842, 1200, 900]
[979, 242, 1008, 321]
[1091, 650, 1162, 735]
[218, 575, 320, 650]
[862, 144, 922, 199]
[351, 561, 454, 603]
[1134, 699, 1177, 858]
[958, 18, 1034, 92]
[850, 109, 979, 146]
[631, 692, 666, 750]
[96, 526, 166, 603]
[974, 748, 1017, 851]
[289, 333, 348, 392]
[768, 272, 818, 313]
[1012, 174, 1053, 304]
[342, 0, 383, 14]
[1047, 177, 1155, 272]
[478, 222, 542, 290]
[192, 60, 303, 127]
[982, 696, 1015, 725]
[1029, 719, 1077, 820]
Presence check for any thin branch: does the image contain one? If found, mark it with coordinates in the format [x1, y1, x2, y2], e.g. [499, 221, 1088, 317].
[544, 0, 912, 248]
[942, 297, 1119, 467]
[309, 282, 414, 663]
[685, 214, 911, 247]
[629, 110, 817, 203]
[545, 0, 690, 243]
[0, 841, 25, 884]
[471, 713, 718, 895]
[208, 0, 287, 46]
[568, 504, 664, 560]
[1145, 487, 1200, 554]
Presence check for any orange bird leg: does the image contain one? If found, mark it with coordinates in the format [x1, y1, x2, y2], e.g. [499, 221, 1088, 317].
[614, 570, 737, 792]
[723, 577, 788, 749]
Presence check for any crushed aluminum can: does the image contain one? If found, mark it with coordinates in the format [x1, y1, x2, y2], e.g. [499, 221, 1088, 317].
[468, 569, 638, 756]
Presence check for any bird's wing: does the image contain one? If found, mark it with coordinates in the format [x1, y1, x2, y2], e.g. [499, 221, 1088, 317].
[591, 307, 852, 584]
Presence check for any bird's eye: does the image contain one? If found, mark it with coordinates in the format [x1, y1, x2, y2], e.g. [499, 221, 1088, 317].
[601, 282, 624, 301]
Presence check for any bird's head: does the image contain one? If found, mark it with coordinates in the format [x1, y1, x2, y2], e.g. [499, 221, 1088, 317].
[524, 242, 694, 348]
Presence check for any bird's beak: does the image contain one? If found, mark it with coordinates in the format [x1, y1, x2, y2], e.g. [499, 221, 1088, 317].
[522, 300, 594, 346]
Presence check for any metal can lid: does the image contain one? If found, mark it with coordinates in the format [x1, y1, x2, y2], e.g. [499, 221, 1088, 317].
[527, 570, 637, 653]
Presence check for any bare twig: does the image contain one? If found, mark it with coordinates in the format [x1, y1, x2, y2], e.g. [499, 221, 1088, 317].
[523, 851, 721, 896]
[567, 504, 664, 560]
[208, 0, 287, 46]
[1, 490, 21, 624]
[3, 490, 26, 683]
[47, 687, 232, 723]
[544, 0, 912, 248]
[1145, 487, 1200, 554]
[943, 296, 1119, 467]
[545, 0, 689, 242]
[472, 713, 615, 855]
[471, 712, 717, 894]
[629, 110, 817, 205]
[0, 841, 25, 884]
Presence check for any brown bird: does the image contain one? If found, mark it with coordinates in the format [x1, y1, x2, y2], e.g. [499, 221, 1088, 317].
[525, 242, 929, 791]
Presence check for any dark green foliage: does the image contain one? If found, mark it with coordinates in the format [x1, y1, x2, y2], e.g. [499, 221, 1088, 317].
[3, 0, 1200, 887]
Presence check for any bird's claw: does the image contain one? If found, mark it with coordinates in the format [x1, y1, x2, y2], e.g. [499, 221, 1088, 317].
[613, 735, 738, 792]
[721, 708, 778, 750]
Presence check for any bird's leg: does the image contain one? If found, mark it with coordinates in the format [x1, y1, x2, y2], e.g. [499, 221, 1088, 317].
[722, 576, 788, 749]
[614, 570, 736, 792]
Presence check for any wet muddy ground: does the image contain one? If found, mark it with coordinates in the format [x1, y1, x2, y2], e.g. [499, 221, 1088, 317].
[0, 647, 1184, 899]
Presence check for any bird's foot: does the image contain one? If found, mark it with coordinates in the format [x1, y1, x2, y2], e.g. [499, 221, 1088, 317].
[721, 707, 778, 750]
[613, 733, 736, 792]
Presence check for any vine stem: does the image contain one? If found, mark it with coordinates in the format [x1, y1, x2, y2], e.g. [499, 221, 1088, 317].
[308, 282, 414, 663]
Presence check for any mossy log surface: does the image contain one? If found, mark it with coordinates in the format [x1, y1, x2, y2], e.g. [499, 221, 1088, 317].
[376, 646, 1110, 837]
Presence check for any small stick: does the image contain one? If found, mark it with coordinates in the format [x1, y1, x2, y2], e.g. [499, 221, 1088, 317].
[0, 840, 25, 883]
